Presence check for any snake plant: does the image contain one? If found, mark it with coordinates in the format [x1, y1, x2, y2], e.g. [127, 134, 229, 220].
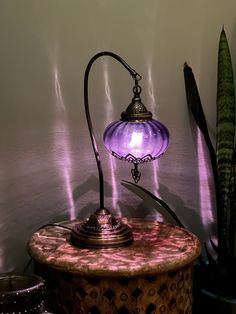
[184, 28, 236, 267]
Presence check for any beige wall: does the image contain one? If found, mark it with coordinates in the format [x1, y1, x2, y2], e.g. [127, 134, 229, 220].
[0, 0, 235, 271]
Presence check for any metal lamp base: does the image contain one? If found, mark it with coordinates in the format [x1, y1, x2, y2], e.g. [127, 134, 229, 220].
[70, 208, 133, 249]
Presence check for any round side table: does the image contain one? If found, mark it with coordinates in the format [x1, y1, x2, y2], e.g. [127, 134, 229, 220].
[28, 218, 201, 314]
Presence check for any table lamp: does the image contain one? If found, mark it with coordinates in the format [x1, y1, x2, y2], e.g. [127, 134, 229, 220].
[70, 51, 169, 249]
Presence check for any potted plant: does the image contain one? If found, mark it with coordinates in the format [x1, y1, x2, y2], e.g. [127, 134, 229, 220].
[183, 27, 236, 313]
[122, 27, 236, 313]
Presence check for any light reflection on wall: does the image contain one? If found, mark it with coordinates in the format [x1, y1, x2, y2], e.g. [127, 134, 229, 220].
[147, 67, 159, 193]
[197, 128, 214, 227]
[103, 63, 120, 215]
[53, 66, 75, 219]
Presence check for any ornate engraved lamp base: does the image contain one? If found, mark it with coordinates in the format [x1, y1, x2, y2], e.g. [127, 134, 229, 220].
[70, 208, 133, 249]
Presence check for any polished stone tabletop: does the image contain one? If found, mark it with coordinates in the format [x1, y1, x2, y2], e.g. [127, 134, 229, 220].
[28, 218, 201, 278]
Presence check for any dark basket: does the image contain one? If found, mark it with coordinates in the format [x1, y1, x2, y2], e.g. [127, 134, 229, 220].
[0, 273, 46, 313]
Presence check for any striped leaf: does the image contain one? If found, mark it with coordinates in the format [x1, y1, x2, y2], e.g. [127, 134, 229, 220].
[216, 28, 235, 260]
[229, 148, 236, 259]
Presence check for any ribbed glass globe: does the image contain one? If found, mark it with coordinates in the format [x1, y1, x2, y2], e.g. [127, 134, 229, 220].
[103, 119, 169, 163]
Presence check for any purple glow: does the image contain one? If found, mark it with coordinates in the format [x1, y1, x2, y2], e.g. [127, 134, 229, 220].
[197, 128, 215, 228]
[103, 120, 169, 162]
[53, 66, 75, 219]
[103, 65, 120, 214]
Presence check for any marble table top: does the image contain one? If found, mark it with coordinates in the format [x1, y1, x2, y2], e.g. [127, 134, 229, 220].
[28, 218, 201, 278]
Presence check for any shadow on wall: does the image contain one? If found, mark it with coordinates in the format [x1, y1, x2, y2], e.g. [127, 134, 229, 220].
[157, 183, 214, 242]
[71, 174, 142, 219]
[0, 235, 33, 273]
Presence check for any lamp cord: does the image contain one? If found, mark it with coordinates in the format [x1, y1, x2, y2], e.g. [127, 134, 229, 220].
[84, 51, 141, 209]
[23, 223, 73, 273]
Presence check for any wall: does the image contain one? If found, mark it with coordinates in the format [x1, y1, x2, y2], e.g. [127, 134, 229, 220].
[0, 0, 235, 272]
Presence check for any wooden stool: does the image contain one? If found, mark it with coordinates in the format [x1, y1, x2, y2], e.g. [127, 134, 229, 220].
[28, 218, 201, 314]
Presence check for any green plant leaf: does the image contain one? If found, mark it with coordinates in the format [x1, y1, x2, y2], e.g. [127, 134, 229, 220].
[183, 63, 213, 146]
[229, 148, 236, 258]
[121, 180, 185, 228]
[216, 28, 235, 259]
[183, 63, 217, 186]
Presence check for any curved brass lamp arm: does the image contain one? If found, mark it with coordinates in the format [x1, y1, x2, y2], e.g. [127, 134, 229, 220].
[84, 51, 141, 209]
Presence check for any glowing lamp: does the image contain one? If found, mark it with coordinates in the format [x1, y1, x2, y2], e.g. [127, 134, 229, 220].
[70, 51, 169, 249]
[104, 108, 169, 183]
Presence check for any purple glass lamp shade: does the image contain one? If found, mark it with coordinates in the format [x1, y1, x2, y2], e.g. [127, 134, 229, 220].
[103, 119, 169, 164]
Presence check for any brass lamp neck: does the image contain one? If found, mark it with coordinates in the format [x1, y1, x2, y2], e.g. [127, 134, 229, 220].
[121, 83, 152, 122]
